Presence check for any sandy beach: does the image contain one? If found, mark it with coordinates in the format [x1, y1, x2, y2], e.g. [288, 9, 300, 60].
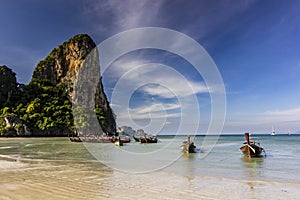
[0, 159, 299, 200]
[1, 136, 300, 200]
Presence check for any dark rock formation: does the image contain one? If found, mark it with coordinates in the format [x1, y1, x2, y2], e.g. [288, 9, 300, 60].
[117, 126, 136, 136]
[0, 115, 31, 136]
[0, 65, 17, 106]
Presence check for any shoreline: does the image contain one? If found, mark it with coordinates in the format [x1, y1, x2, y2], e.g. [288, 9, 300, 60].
[0, 158, 299, 200]
[1, 134, 299, 138]
[1, 136, 299, 199]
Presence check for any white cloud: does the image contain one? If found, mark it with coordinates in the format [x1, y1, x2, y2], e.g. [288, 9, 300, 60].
[107, 0, 163, 29]
[107, 60, 212, 99]
[261, 107, 300, 120]
[141, 80, 209, 98]
[83, 0, 164, 35]
[107, 59, 212, 132]
[85, 1, 233, 133]
[128, 112, 181, 120]
[105, 57, 150, 77]
[83, 0, 256, 44]
[115, 102, 181, 120]
[133, 103, 180, 114]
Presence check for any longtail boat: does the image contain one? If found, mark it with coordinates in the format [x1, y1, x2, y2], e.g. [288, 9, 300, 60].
[181, 136, 197, 153]
[133, 135, 158, 143]
[240, 133, 264, 157]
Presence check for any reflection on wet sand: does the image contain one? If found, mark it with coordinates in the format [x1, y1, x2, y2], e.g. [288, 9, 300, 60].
[241, 156, 264, 167]
[181, 153, 197, 182]
[241, 156, 265, 192]
[0, 159, 113, 199]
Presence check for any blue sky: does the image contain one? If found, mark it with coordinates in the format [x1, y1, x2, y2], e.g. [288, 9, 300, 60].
[1, 0, 300, 134]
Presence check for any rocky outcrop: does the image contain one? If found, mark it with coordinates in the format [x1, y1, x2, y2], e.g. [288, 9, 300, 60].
[0, 65, 17, 106]
[0, 34, 116, 137]
[0, 115, 31, 136]
[117, 126, 136, 136]
[31, 34, 96, 95]
[31, 34, 116, 135]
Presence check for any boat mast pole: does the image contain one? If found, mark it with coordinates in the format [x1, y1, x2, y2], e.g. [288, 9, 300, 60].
[245, 133, 250, 157]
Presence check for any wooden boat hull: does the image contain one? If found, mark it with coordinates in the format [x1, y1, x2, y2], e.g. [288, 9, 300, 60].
[70, 137, 115, 143]
[133, 135, 158, 143]
[181, 143, 197, 153]
[69, 137, 82, 142]
[70, 136, 130, 144]
[240, 132, 265, 157]
[240, 144, 263, 157]
[119, 137, 131, 143]
[133, 136, 140, 142]
[140, 137, 158, 143]
[181, 136, 198, 153]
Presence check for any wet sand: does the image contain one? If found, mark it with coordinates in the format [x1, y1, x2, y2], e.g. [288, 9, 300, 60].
[1, 136, 300, 199]
[0, 159, 299, 200]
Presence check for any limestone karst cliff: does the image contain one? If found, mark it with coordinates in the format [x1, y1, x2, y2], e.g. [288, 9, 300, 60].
[0, 34, 116, 136]
[31, 34, 116, 135]
[31, 34, 95, 89]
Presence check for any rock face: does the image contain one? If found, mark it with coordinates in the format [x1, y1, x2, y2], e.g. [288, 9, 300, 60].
[31, 34, 96, 95]
[1, 115, 31, 136]
[31, 34, 116, 135]
[117, 126, 136, 136]
[0, 65, 17, 106]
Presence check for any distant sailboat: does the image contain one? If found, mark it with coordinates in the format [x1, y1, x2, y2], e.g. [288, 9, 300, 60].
[271, 127, 277, 136]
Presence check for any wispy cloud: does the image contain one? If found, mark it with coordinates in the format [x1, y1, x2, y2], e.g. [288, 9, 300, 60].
[104, 0, 163, 30]
[262, 107, 300, 120]
[106, 59, 214, 99]
[83, 0, 256, 42]
[115, 102, 181, 122]
[133, 103, 180, 114]
[128, 65, 207, 98]
[106, 53, 215, 132]
[83, 0, 242, 133]
[128, 104, 181, 120]
[82, 0, 164, 36]
[141, 81, 209, 99]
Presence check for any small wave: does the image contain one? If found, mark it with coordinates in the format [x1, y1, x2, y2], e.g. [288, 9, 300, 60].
[0, 146, 13, 149]
[214, 142, 240, 147]
[0, 154, 19, 161]
[25, 143, 47, 147]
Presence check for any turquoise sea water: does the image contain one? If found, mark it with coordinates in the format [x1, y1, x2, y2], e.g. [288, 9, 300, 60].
[0, 135, 299, 199]
[163, 135, 300, 183]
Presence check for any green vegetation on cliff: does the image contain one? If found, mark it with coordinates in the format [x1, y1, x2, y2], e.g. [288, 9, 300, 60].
[0, 77, 74, 136]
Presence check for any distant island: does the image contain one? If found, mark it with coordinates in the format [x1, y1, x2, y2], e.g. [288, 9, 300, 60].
[0, 34, 116, 137]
